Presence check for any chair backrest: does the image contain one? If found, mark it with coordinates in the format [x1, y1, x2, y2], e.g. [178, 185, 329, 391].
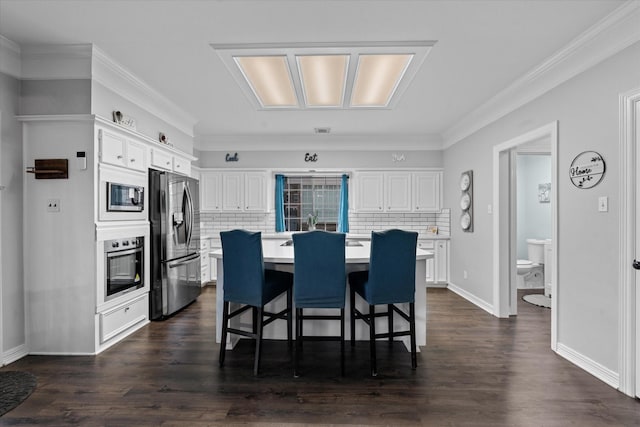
[367, 229, 418, 304]
[220, 229, 264, 306]
[292, 231, 346, 308]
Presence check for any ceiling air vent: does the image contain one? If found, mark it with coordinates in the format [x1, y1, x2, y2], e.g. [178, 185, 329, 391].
[314, 127, 331, 134]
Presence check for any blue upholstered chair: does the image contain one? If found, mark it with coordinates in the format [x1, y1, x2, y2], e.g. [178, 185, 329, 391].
[219, 230, 293, 376]
[292, 231, 346, 377]
[348, 229, 418, 376]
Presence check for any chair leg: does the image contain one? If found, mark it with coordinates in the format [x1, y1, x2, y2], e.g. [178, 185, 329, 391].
[340, 308, 345, 377]
[294, 308, 302, 378]
[388, 304, 394, 345]
[219, 301, 230, 367]
[287, 289, 293, 350]
[254, 307, 264, 376]
[369, 304, 377, 377]
[252, 306, 258, 334]
[410, 302, 417, 369]
[350, 288, 356, 347]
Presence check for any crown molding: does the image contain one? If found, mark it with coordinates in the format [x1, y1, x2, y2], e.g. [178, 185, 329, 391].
[91, 46, 197, 138]
[0, 35, 21, 78]
[194, 133, 443, 152]
[442, 0, 640, 149]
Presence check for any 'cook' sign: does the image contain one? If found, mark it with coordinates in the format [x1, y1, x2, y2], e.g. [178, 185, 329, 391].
[569, 151, 605, 189]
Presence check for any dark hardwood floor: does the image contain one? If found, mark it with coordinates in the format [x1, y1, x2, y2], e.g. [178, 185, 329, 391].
[1, 286, 639, 426]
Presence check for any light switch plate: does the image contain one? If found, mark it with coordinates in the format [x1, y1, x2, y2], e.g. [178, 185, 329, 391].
[598, 196, 608, 212]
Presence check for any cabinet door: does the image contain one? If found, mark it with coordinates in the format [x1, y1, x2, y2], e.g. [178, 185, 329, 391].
[222, 173, 243, 211]
[150, 148, 173, 171]
[126, 140, 147, 172]
[435, 240, 448, 283]
[386, 172, 412, 211]
[201, 172, 222, 211]
[414, 172, 441, 212]
[99, 129, 127, 167]
[419, 240, 436, 284]
[244, 172, 267, 211]
[356, 172, 384, 212]
[173, 155, 191, 176]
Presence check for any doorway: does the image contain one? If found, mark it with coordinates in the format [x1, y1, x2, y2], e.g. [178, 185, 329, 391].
[492, 122, 558, 349]
[619, 87, 640, 397]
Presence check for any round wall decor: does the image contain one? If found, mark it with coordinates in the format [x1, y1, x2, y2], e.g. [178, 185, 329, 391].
[460, 170, 473, 232]
[569, 151, 605, 189]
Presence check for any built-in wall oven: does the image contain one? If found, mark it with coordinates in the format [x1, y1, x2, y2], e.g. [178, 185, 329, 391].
[104, 236, 144, 301]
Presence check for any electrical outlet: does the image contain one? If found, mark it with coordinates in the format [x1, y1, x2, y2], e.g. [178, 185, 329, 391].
[47, 199, 60, 212]
[463, 270, 468, 279]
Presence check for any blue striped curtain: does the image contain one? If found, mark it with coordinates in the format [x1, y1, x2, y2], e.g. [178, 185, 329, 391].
[337, 174, 349, 233]
[275, 174, 285, 232]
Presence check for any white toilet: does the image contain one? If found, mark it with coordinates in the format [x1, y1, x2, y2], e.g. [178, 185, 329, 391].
[516, 239, 549, 290]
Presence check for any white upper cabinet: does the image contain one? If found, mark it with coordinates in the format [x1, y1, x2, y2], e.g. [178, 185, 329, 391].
[214, 170, 268, 212]
[150, 148, 192, 176]
[244, 172, 267, 212]
[355, 170, 442, 213]
[386, 172, 412, 211]
[99, 128, 147, 172]
[413, 171, 442, 212]
[200, 171, 222, 211]
[355, 172, 385, 212]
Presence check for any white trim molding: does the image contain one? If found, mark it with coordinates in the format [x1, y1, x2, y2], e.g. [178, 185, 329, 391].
[618, 86, 640, 397]
[91, 46, 197, 138]
[2, 344, 28, 366]
[557, 343, 620, 390]
[0, 35, 21, 78]
[443, 1, 640, 148]
[447, 282, 494, 316]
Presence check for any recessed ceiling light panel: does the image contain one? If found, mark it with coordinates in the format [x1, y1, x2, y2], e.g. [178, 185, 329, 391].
[351, 54, 413, 107]
[297, 55, 348, 107]
[234, 56, 298, 107]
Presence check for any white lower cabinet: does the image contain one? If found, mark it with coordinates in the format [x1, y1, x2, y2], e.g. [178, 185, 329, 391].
[419, 239, 448, 286]
[209, 238, 221, 282]
[99, 294, 148, 344]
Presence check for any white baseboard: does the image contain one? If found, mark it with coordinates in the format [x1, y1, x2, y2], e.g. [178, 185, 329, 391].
[556, 342, 619, 390]
[426, 282, 448, 289]
[2, 344, 29, 366]
[447, 282, 495, 315]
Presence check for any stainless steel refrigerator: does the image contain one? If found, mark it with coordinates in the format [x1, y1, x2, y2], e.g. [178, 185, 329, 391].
[149, 169, 201, 320]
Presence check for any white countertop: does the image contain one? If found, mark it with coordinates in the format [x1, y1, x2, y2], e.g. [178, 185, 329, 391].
[202, 231, 449, 241]
[210, 239, 434, 264]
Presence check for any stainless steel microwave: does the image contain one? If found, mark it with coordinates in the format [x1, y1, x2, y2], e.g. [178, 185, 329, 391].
[107, 182, 144, 212]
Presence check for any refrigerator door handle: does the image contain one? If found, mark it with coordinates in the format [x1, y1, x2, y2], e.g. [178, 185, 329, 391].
[185, 184, 194, 248]
[167, 253, 200, 269]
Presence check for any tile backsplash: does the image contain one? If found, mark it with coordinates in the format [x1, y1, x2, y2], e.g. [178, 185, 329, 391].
[201, 209, 450, 238]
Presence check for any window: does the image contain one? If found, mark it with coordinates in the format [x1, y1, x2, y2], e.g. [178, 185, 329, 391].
[283, 176, 341, 231]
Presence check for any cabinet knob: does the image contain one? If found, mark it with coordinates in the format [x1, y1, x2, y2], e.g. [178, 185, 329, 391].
[130, 158, 135, 162]
[176, 164, 180, 168]
[117, 155, 123, 159]
[166, 161, 171, 165]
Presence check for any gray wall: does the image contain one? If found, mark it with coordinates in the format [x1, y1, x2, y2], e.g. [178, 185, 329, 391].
[516, 154, 551, 259]
[21, 79, 91, 115]
[0, 71, 25, 357]
[196, 149, 443, 169]
[443, 40, 640, 373]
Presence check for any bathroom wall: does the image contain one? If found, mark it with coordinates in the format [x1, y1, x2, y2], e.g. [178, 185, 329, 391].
[516, 154, 551, 259]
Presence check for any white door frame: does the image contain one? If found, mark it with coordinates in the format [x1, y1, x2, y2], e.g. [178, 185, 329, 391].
[0, 112, 3, 365]
[618, 87, 640, 397]
[492, 121, 558, 349]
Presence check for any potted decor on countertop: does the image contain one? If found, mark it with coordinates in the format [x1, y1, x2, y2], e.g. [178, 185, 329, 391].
[307, 212, 318, 230]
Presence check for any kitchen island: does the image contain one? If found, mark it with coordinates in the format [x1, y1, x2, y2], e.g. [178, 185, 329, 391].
[211, 239, 433, 350]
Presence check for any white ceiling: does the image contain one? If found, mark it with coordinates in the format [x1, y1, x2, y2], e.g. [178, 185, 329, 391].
[0, 0, 627, 150]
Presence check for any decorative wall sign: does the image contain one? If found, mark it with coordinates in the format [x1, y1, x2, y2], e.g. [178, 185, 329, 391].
[225, 152, 239, 162]
[569, 151, 605, 189]
[112, 110, 137, 130]
[460, 170, 473, 232]
[538, 183, 551, 203]
[304, 153, 318, 162]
